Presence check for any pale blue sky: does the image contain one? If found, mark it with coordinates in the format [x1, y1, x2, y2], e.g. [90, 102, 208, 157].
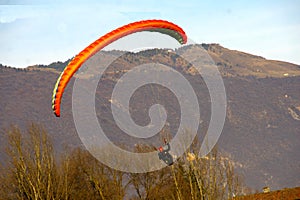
[0, 0, 299, 68]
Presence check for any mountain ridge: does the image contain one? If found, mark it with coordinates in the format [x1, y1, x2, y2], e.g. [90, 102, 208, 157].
[9, 43, 299, 79]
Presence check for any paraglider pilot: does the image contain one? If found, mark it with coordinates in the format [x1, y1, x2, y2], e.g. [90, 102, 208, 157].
[158, 139, 173, 166]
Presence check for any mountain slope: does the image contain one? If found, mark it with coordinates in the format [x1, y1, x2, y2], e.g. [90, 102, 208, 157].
[0, 44, 299, 190]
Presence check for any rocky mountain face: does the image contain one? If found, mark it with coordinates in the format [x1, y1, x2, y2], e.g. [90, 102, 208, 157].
[1, 44, 299, 190]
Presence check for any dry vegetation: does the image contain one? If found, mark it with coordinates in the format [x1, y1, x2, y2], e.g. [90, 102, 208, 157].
[232, 187, 300, 200]
[0, 124, 249, 200]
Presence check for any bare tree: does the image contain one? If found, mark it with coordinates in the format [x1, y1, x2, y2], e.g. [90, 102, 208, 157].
[173, 145, 246, 200]
[1, 124, 66, 200]
[0, 126, 248, 200]
[65, 148, 126, 200]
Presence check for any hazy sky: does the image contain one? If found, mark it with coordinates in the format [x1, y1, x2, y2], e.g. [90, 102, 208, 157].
[0, 0, 299, 68]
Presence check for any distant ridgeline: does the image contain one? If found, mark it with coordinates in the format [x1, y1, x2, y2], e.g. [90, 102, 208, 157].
[24, 48, 176, 72]
[0, 64, 29, 72]
[2, 44, 300, 77]
[29, 59, 71, 72]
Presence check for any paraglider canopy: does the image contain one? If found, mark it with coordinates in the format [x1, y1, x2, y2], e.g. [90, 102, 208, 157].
[52, 19, 187, 117]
